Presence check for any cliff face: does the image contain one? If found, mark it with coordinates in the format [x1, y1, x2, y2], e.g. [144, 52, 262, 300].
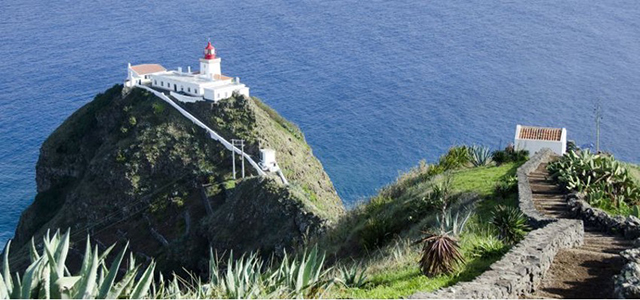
[13, 85, 344, 273]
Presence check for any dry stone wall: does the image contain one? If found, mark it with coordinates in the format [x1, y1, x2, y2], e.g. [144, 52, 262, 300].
[410, 149, 584, 299]
[566, 192, 640, 239]
[409, 220, 582, 299]
[564, 192, 640, 298]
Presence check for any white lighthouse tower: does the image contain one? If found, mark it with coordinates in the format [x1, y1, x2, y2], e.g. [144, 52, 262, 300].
[200, 41, 221, 79]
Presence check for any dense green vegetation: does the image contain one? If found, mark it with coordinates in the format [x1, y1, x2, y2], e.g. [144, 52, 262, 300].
[548, 149, 640, 216]
[6, 142, 529, 299]
[0, 230, 334, 299]
[8, 101, 527, 298]
[15, 85, 344, 279]
[315, 146, 528, 298]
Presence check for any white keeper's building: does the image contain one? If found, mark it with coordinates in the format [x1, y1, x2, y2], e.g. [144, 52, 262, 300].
[514, 125, 567, 155]
[125, 41, 249, 102]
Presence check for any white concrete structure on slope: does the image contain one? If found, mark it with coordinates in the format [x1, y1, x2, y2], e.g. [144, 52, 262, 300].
[125, 41, 249, 102]
[514, 125, 567, 155]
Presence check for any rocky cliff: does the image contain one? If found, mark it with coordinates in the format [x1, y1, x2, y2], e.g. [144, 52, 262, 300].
[12, 85, 344, 273]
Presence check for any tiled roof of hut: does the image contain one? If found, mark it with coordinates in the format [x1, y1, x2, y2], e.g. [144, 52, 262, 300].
[518, 126, 563, 141]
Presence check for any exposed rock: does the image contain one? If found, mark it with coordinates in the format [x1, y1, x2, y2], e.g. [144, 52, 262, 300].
[10, 85, 344, 274]
[614, 262, 640, 299]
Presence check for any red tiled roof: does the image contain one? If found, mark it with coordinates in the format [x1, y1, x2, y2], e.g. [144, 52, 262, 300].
[518, 126, 563, 141]
[130, 64, 166, 75]
[214, 74, 232, 80]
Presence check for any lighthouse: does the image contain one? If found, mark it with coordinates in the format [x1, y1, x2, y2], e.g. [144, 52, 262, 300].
[127, 40, 250, 102]
[200, 41, 222, 79]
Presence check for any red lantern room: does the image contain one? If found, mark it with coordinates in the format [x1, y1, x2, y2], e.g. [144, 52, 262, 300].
[204, 41, 216, 59]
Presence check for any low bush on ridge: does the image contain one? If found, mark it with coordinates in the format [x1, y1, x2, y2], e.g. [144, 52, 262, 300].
[492, 145, 528, 165]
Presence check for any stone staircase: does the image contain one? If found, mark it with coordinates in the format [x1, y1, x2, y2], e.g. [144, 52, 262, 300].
[527, 162, 633, 299]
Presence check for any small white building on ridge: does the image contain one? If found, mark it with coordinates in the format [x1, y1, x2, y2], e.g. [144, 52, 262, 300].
[514, 125, 567, 155]
[125, 41, 249, 102]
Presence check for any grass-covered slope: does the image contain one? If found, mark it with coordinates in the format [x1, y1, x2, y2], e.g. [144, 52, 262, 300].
[6, 141, 530, 299]
[12, 85, 343, 274]
[179, 96, 343, 220]
[316, 147, 526, 298]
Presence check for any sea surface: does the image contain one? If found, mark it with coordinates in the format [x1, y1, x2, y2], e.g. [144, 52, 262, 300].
[1, 0, 639, 246]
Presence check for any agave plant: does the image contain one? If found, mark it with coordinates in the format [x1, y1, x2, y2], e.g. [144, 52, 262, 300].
[415, 234, 465, 277]
[469, 145, 492, 167]
[336, 263, 367, 288]
[436, 208, 473, 238]
[270, 246, 331, 298]
[0, 229, 155, 299]
[491, 205, 529, 245]
[219, 252, 264, 299]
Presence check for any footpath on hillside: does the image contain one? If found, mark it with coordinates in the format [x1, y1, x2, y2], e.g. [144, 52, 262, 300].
[527, 161, 633, 299]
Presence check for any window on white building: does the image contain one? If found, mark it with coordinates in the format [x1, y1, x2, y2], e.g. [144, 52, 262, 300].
[154, 80, 157, 85]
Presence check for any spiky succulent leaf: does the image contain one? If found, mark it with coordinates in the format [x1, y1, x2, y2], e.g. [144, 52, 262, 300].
[417, 234, 465, 277]
[130, 261, 155, 299]
[2, 240, 13, 295]
[97, 242, 128, 299]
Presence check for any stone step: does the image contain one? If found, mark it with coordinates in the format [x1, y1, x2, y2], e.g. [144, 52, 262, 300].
[583, 236, 633, 246]
[564, 248, 620, 259]
[579, 244, 628, 254]
[536, 205, 566, 211]
[533, 202, 565, 206]
[528, 174, 551, 179]
[532, 194, 564, 198]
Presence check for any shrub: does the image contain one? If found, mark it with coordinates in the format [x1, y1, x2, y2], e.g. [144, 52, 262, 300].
[492, 145, 528, 165]
[438, 146, 471, 170]
[359, 216, 395, 250]
[470, 235, 507, 259]
[416, 234, 465, 277]
[494, 175, 518, 198]
[152, 102, 165, 115]
[491, 205, 529, 244]
[469, 145, 492, 167]
[547, 150, 640, 211]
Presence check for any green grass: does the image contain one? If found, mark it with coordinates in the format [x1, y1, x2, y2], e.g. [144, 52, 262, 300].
[322, 160, 522, 298]
[332, 232, 505, 298]
[450, 163, 518, 196]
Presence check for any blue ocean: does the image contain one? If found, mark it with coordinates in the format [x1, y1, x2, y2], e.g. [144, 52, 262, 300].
[1, 0, 639, 246]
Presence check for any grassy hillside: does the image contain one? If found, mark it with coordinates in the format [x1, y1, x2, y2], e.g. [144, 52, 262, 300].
[11, 85, 344, 274]
[3, 144, 529, 299]
[314, 146, 527, 298]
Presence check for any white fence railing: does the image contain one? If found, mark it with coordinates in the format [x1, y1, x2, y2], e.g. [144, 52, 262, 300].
[137, 85, 266, 176]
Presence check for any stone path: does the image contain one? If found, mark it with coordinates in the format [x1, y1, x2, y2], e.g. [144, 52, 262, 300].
[527, 162, 633, 299]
